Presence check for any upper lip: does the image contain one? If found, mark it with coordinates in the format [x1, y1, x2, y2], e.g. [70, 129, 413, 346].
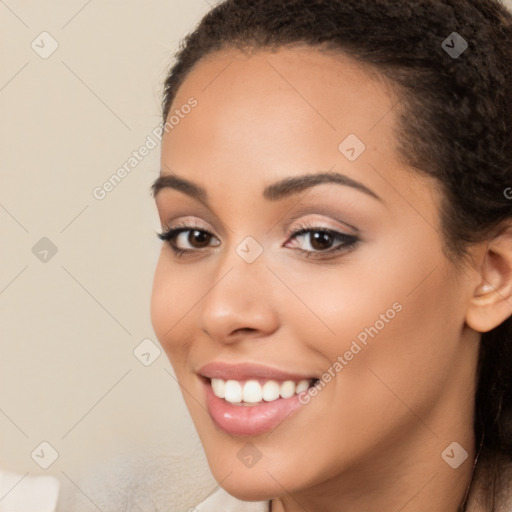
[198, 362, 317, 382]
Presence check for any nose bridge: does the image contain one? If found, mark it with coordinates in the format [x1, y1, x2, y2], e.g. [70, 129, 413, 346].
[211, 233, 268, 294]
[197, 235, 278, 340]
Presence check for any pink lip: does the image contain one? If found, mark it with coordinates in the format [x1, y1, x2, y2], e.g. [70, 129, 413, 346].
[197, 362, 316, 436]
[202, 378, 306, 436]
[197, 361, 316, 381]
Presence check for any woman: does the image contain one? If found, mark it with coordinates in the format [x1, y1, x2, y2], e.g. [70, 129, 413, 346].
[150, 0, 512, 510]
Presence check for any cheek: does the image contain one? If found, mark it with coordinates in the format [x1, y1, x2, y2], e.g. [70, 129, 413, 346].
[316, 256, 462, 437]
[276, 237, 431, 363]
[150, 254, 191, 363]
[361, 263, 463, 397]
[292, 229, 463, 415]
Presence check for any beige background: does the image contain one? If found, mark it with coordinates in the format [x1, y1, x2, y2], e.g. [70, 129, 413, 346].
[1, 0, 512, 510]
[0, 1, 217, 510]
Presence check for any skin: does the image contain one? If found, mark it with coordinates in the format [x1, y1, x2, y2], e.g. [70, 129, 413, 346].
[150, 46, 512, 512]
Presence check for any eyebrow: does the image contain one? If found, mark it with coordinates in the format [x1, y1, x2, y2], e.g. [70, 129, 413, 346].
[151, 171, 382, 204]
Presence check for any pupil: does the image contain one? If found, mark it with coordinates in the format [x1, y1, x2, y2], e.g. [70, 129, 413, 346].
[311, 232, 332, 250]
[191, 230, 209, 248]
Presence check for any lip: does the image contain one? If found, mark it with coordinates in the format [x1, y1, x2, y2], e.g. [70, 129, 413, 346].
[201, 378, 306, 436]
[197, 361, 316, 436]
[197, 361, 317, 382]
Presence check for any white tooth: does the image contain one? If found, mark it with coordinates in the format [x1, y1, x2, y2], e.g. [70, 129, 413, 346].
[296, 379, 309, 394]
[243, 380, 263, 403]
[224, 380, 242, 403]
[262, 380, 280, 401]
[280, 380, 296, 399]
[211, 378, 226, 399]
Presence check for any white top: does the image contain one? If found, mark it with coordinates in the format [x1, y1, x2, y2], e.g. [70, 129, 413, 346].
[0, 469, 59, 512]
[195, 487, 269, 512]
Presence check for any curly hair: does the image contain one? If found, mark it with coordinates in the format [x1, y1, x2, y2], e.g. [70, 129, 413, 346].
[160, 0, 512, 507]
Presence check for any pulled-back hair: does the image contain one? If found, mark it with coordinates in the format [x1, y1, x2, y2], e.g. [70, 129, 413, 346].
[160, 0, 512, 506]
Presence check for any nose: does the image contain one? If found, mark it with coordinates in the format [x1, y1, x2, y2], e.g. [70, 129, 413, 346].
[197, 246, 280, 344]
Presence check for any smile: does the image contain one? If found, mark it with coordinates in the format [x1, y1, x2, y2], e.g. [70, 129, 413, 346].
[198, 362, 320, 436]
[210, 377, 316, 405]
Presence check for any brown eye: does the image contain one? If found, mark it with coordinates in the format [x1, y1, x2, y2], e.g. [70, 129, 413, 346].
[157, 222, 359, 260]
[286, 222, 360, 260]
[157, 225, 220, 255]
[309, 231, 335, 251]
[187, 229, 212, 249]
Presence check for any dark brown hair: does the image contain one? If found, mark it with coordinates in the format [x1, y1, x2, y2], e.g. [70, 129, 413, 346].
[160, 0, 512, 507]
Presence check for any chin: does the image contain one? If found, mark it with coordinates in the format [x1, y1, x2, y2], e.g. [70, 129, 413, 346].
[212, 473, 282, 503]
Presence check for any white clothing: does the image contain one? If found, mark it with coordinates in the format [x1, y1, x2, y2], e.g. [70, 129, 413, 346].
[0, 469, 59, 512]
[194, 487, 269, 512]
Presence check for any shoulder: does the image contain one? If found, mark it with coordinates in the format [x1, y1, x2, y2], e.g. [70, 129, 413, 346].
[194, 487, 269, 512]
[0, 468, 60, 512]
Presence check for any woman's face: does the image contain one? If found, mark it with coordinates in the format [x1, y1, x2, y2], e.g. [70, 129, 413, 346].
[151, 47, 480, 501]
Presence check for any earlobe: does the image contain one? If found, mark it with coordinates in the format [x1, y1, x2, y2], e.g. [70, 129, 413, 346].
[465, 224, 512, 333]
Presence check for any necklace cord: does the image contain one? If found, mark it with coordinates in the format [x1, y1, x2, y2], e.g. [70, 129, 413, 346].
[459, 431, 485, 512]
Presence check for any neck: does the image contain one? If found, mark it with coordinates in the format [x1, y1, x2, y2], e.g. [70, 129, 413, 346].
[270, 423, 477, 512]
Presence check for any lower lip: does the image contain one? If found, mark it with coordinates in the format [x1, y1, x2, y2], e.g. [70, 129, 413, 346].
[203, 379, 306, 436]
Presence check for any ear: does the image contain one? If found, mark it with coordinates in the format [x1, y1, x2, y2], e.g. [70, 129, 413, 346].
[465, 222, 512, 333]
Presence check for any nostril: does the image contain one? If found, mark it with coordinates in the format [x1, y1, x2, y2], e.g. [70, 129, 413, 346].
[233, 327, 257, 335]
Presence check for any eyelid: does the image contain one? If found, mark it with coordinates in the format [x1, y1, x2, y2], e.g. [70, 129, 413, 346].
[282, 214, 359, 241]
[282, 207, 360, 236]
[157, 206, 229, 239]
[163, 217, 214, 233]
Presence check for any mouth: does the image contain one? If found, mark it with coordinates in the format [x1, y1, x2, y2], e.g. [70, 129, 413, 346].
[204, 376, 319, 406]
[197, 362, 320, 436]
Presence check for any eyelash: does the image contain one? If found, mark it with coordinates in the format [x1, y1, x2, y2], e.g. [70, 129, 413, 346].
[156, 220, 360, 260]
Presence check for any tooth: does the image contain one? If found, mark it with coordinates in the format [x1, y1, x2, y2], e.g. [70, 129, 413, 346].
[214, 377, 313, 403]
[224, 380, 242, 403]
[243, 380, 263, 403]
[262, 380, 280, 401]
[296, 379, 309, 393]
[280, 380, 296, 399]
[211, 378, 225, 399]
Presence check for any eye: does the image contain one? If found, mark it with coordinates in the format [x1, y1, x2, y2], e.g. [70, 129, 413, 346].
[156, 220, 360, 260]
[285, 220, 359, 259]
[156, 222, 220, 257]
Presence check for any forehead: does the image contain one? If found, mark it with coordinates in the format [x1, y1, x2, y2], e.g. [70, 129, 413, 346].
[170, 45, 398, 136]
[160, 46, 437, 212]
